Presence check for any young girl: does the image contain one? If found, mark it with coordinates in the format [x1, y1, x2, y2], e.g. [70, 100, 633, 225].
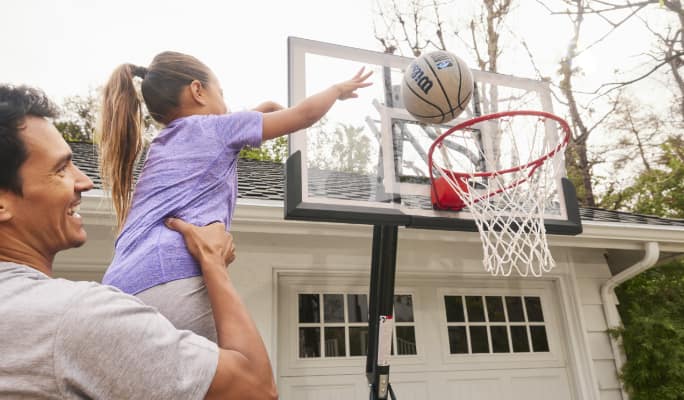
[99, 51, 371, 341]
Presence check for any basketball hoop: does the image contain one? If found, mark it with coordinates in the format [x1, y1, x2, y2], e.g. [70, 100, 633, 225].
[427, 110, 571, 277]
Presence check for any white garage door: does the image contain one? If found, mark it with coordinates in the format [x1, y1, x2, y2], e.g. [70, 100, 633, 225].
[277, 275, 576, 400]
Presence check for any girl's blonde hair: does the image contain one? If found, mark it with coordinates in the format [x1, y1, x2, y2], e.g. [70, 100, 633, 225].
[98, 51, 210, 230]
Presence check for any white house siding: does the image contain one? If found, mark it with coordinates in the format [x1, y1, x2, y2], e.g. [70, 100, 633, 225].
[567, 248, 624, 400]
[54, 224, 114, 282]
[51, 199, 684, 400]
[265, 227, 584, 399]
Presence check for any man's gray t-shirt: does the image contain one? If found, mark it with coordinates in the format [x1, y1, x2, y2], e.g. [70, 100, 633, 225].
[0, 262, 219, 399]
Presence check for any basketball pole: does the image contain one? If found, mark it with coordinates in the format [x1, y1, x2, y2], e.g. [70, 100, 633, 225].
[366, 224, 398, 400]
[367, 67, 399, 400]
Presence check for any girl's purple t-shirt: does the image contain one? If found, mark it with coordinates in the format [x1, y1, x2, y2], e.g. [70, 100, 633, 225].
[102, 112, 263, 295]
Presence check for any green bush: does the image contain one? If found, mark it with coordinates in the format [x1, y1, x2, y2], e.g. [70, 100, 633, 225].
[615, 260, 684, 399]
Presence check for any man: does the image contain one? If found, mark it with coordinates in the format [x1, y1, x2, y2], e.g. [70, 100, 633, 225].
[0, 85, 277, 400]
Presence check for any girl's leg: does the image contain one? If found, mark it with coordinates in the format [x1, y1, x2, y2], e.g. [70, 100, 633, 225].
[136, 276, 217, 342]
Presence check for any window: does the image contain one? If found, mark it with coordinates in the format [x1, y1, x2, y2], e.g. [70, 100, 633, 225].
[298, 293, 417, 359]
[443, 295, 550, 355]
[393, 295, 417, 356]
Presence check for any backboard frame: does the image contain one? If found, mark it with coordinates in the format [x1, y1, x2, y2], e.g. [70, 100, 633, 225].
[285, 36, 582, 235]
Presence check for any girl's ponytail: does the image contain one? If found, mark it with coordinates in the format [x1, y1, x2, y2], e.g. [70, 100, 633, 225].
[98, 64, 145, 231]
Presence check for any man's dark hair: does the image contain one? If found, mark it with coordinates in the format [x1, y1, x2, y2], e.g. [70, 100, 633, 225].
[0, 85, 59, 195]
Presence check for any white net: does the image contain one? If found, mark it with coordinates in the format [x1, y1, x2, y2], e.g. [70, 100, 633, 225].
[429, 112, 570, 277]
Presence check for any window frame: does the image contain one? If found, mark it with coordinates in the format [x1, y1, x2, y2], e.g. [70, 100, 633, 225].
[437, 285, 565, 366]
[280, 278, 427, 372]
[296, 291, 421, 360]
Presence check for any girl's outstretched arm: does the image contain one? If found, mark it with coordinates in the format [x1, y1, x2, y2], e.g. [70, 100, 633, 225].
[252, 101, 284, 113]
[261, 68, 372, 141]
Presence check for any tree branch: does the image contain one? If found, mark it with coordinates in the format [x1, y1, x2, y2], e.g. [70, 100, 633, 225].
[596, 51, 684, 96]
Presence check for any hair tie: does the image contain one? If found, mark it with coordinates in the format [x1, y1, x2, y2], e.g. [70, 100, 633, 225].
[131, 65, 148, 79]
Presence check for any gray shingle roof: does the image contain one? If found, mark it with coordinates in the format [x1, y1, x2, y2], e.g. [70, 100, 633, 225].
[68, 142, 684, 227]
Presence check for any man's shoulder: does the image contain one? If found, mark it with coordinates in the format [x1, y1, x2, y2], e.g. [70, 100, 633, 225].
[0, 261, 125, 311]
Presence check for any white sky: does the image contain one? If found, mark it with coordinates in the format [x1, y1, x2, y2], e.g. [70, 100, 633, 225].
[3, 0, 673, 195]
[2, 0, 669, 109]
[2, 0, 378, 109]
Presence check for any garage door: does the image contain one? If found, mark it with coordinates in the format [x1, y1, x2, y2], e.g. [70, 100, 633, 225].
[277, 275, 576, 400]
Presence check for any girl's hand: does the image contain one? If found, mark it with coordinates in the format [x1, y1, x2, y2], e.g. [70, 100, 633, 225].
[334, 67, 373, 100]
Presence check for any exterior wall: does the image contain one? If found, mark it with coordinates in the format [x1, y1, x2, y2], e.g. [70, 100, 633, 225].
[566, 248, 624, 400]
[51, 199, 641, 400]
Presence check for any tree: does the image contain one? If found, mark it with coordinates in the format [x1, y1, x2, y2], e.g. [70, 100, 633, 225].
[572, 1, 684, 118]
[597, 97, 671, 210]
[55, 92, 99, 142]
[239, 136, 288, 163]
[54, 89, 161, 145]
[601, 135, 684, 218]
[552, 0, 606, 207]
[614, 259, 684, 400]
[540, 0, 684, 207]
[308, 120, 374, 174]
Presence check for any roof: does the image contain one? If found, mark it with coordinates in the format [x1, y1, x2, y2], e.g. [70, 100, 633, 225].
[68, 142, 684, 227]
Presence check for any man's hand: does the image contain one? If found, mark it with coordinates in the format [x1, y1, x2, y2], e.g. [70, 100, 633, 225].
[164, 218, 236, 267]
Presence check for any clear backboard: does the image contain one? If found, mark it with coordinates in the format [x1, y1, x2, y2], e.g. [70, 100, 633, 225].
[285, 37, 581, 235]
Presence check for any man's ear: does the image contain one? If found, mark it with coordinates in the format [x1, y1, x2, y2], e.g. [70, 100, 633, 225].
[0, 191, 14, 222]
[188, 80, 207, 106]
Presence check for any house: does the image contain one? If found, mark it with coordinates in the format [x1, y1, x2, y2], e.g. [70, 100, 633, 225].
[56, 142, 684, 400]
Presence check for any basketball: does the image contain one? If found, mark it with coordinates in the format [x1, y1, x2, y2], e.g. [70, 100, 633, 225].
[401, 50, 474, 124]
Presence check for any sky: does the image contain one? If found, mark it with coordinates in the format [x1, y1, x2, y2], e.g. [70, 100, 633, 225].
[2, 0, 378, 109]
[3, 0, 674, 194]
[3, 1, 669, 108]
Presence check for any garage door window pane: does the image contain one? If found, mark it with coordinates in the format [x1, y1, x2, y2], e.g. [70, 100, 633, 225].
[511, 326, 530, 352]
[448, 326, 468, 354]
[525, 297, 545, 322]
[486, 296, 506, 322]
[470, 326, 489, 353]
[348, 294, 368, 323]
[324, 294, 345, 323]
[299, 327, 320, 358]
[445, 296, 465, 322]
[530, 326, 550, 352]
[490, 326, 510, 353]
[466, 296, 486, 322]
[349, 327, 369, 356]
[394, 295, 414, 322]
[324, 327, 346, 357]
[506, 297, 525, 322]
[396, 326, 417, 355]
[299, 294, 320, 323]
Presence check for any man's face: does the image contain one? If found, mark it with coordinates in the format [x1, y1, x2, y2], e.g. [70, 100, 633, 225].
[6, 116, 94, 255]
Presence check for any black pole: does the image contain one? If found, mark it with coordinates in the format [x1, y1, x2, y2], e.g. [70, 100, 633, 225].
[366, 224, 398, 399]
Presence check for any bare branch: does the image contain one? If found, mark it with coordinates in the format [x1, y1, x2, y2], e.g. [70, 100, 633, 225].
[586, 96, 619, 135]
[596, 51, 684, 95]
[576, 4, 647, 55]
[431, 0, 448, 50]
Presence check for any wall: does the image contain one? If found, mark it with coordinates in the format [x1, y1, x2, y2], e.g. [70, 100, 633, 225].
[52, 200, 627, 399]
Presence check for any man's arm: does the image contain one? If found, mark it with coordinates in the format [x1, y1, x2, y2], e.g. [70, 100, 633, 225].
[165, 218, 277, 400]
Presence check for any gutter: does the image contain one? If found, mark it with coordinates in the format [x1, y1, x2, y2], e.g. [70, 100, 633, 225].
[600, 241, 660, 400]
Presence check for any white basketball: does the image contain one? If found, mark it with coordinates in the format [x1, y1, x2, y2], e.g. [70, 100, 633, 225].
[401, 50, 474, 124]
